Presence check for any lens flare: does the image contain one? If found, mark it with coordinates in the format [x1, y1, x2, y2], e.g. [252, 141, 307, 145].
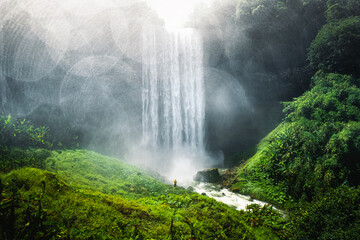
[145, 0, 211, 29]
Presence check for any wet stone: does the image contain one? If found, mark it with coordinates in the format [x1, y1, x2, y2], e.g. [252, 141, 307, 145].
[194, 168, 222, 183]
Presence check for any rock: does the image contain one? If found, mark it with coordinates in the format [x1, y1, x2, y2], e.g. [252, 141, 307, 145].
[211, 192, 224, 198]
[231, 188, 240, 193]
[187, 186, 194, 191]
[194, 168, 222, 183]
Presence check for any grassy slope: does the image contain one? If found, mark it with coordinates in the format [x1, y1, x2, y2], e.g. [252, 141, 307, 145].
[231, 124, 292, 207]
[44, 150, 174, 199]
[1, 149, 285, 239]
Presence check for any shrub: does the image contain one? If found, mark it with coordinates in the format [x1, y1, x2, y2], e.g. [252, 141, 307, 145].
[289, 186, 360, 240]
[0, 115, 51, 149]
[0, 115, 52, 172]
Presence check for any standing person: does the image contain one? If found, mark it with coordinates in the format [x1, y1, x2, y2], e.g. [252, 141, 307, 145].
[173, 179, 177, 187]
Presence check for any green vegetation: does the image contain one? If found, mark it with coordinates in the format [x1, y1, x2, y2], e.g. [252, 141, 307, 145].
[326, 0, 360, 22]
[2, 0, 360, 239]
[234, 0, 327, 74]
[231, 123, 294, 207]
[288, 186, 360, 239]
[0, 115, 51, 172]
[0, 150, 288, 239]
[0, 167, 257, 239]
[307, 16, 360, 76]
[44, 149, 188, 199]
[234, 72, 360, 203]
[230, 1, 360, 238]
[0, 115, 287, 239]
[0, 115, 51, 150]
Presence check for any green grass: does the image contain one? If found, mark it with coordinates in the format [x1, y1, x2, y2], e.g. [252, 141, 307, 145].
[238, 123, 287, 174]
[0, 149, 287, 239]
[44, 149, 178, 199]
[229, 123, 293, 207]
[1, 167, 181, 239]
[231, 179, 290, 208]
[0, 113, 287, 239]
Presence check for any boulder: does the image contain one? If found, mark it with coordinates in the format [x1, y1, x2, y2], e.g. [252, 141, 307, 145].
[194, 168, 222, 183]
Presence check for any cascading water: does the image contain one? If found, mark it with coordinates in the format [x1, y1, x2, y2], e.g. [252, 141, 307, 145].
[142, 26, 205, 151]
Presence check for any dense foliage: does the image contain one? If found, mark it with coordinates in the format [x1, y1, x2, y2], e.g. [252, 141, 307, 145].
[326, 0, 360, 22]
[307, 16, 360, 76]
[0, 115, 51, 149]
[231, 1, 360, 237]
[238, 72, 360, 202]
[289, 186, 360, 239]
[0, 115, 83, 173]
[234, 0, 326, 74]
[0, 115, 51, 172]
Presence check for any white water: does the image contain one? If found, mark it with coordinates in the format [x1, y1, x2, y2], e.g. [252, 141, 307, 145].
[193, 182, 269, 211]
[142, 26, 205, 151]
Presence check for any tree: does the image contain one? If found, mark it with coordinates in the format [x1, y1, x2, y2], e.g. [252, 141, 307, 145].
[307, 16, 360, 76]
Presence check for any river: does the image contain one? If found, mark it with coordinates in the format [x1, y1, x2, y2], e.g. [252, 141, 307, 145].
[192, 182, 270, 211]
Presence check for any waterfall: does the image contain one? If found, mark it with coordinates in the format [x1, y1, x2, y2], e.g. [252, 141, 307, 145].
[142, 26, 204, 151]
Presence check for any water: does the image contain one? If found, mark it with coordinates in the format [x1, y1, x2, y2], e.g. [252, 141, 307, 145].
[193, 182, 270, 211]
[142, 26, 205, 151]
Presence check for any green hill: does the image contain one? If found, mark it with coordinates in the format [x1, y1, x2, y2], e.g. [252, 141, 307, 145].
[0, 145, 285, 239]
[232, 72, 360, 205]
[229, 72, 360, 239]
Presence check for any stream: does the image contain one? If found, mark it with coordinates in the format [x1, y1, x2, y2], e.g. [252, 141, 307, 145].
[192, 182, 269, 211]
[191, 182, 287, 217]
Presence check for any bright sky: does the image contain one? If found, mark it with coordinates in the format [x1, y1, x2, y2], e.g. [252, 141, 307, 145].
[145, 0, 211, 29]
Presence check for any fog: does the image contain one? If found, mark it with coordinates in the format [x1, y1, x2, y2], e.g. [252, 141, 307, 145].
[0, 0, 318, 183]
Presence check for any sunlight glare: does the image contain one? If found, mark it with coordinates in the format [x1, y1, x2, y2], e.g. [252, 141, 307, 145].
[145, 0, 210, 29]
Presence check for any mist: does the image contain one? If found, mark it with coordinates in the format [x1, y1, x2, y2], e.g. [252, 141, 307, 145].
[0, 0, 322, 183]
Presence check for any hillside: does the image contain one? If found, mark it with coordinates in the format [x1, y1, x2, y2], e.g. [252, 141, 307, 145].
[228, 1, 360, 238]
[0, 136, 286, 239]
